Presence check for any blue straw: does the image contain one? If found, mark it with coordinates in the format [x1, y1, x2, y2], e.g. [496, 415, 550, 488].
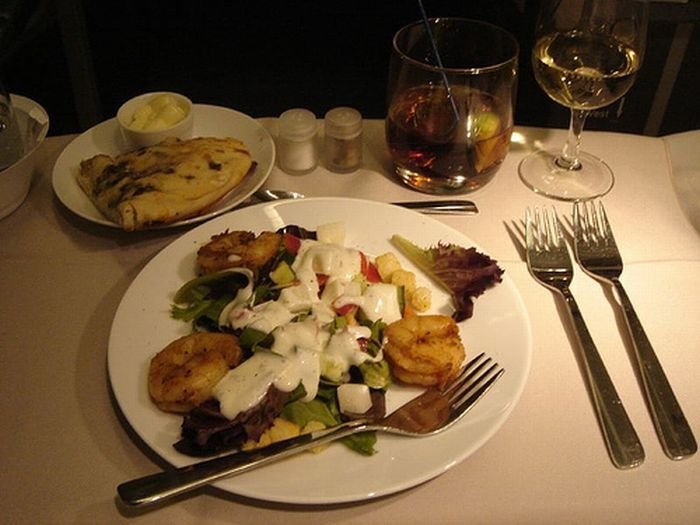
[417, 0, 460, 120]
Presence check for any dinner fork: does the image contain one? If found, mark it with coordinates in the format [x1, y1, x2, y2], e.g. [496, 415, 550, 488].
[526, 207, 644, 469]
[119, 352, 504, 507]
[573, 200, 697, 460]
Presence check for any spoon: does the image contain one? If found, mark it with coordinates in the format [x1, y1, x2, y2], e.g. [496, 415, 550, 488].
[254, 189, 478, 215]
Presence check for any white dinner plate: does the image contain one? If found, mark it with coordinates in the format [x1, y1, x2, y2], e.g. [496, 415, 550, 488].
[52, 104, 275, 229]
[108, 197, 532, 504]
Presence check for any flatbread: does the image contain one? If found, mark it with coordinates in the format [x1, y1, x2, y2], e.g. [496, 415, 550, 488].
[77, 136, 255, 230]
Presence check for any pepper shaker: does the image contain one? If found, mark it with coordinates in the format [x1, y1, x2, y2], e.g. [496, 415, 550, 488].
[277, 108, 318, 174]
[323, 107, 362, 173]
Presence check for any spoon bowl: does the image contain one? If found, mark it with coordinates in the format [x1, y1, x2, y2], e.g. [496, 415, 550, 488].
[255, 189, 305, 201]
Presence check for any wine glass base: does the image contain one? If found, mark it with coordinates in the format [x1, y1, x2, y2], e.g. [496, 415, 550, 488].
[518, 149, 614, 201]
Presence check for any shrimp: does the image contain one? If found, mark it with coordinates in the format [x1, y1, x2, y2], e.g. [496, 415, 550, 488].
[383, 314, 465, 389]
[196, 230, 281, 275]
[148, 332, 243, 413]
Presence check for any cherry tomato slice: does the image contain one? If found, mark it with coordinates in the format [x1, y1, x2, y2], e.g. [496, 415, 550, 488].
[283, 233, 301, 254]
[360, 252, 382, 283]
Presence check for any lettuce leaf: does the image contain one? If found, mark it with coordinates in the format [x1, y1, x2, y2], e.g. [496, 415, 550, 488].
[281, 398, 338, 428]
[170, 269, 251, 329]
[358, 361, 391, 390]
[391, 234, 504, 322]
[340, 432, 377, 456]
[281, 386, 380, 455]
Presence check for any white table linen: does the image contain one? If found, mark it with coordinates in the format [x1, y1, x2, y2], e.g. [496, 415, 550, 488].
[0, 121, 698, 524]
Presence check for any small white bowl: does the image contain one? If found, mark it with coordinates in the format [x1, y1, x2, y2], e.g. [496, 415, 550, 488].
[0, 94, 49, 220]
[116, 91, 194, 149]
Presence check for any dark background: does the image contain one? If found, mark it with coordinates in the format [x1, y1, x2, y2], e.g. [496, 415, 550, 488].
[2, 0, 699, 137]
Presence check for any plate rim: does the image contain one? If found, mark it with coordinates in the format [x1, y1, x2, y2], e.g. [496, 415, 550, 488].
[108, 197, 532, 504]
[51, 104, 275, 230]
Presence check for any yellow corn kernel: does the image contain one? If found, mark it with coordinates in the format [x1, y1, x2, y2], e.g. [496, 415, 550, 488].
[375, 252, 402, 283]
[391, 269, 416, 293]
[241, 417, 300, 450]
[302, 420, 330, 454]
[409, 286, 432, 312]
[242, 430, 272, 451]
[268, 417, 301, 443]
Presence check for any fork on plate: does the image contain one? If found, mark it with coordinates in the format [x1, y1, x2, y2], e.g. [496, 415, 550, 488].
[526, 207, 645, 469]
[573, 200, 697, 460]
[118, 352, 504, 507]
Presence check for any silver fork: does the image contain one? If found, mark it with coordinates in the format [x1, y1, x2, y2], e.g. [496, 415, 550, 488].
[526, 207, 644, 469]
[573, 200, 697, 460]
[119, 352, 504, 507]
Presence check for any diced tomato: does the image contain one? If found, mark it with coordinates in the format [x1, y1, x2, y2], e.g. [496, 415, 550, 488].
[316, 273, 329, 289]
[335, 303, 357, 316]
[366, 263, 381, 283]
[283, 233, 301, 254]
[360, 252, 382, 283]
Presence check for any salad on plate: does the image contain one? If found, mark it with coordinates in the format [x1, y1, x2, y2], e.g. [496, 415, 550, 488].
[146, 220, 503, 458]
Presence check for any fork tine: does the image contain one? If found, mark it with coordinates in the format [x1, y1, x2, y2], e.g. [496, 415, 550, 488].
[449, 361, 498, 404]
[538, 207, 549, 249]
[597, 201, 617, 247]
[525, 207, 535, 251]
[589, 200, 603, 243]
[573, 201, 586, 242]
[573, 201, 580, 233]
[530, 206, 548, 251]
[551, 207, 564, 247]
[579, 201, 591, 243]
[577, 200, 615, 247]
[537, 206, 562, 249]
[444, 352, 491, 398]
[449, 364, 504, 417]
[582, 200, 601, 245]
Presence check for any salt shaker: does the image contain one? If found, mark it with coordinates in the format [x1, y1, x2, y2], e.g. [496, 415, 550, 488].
[277, 108, 318, 174]
[323, 107, 362, 173]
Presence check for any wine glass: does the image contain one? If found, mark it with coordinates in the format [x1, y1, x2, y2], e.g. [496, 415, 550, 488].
[519, 0, 649, 201]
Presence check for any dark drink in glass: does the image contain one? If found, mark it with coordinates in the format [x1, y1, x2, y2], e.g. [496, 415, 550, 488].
[386, 85, 513, 193]
[386, 18, 518, 194]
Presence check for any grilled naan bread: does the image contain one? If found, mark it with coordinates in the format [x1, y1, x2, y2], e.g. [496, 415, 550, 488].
[78, 136, 255, 230]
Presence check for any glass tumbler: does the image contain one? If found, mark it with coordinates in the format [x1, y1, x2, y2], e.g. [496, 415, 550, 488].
[386, 18, 518, 194]
[0, 81, 24, 171]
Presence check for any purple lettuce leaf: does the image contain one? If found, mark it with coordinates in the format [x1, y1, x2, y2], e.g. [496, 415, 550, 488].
[392, 235, 503, 322]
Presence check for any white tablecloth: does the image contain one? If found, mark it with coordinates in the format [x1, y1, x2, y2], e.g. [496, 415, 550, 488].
[1, 121, 698, 524]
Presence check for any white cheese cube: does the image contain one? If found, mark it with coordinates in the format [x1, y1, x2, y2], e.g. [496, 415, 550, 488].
[316, 221, 345, 245]
[337, 383, 372, 415]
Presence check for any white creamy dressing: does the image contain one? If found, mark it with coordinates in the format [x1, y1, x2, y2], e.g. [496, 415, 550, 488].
[322, 326, 374, 383]
[354, 283, 403, 323]
[213, 238, 401, 420]
[216, 268, 255, 327]
[228, 300, 294, 333]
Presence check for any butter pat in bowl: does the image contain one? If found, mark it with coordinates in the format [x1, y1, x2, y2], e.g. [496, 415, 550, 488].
[117, 92, 194, 148]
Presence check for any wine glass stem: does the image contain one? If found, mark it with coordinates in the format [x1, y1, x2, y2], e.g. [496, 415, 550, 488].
[556, 108, 589, 171]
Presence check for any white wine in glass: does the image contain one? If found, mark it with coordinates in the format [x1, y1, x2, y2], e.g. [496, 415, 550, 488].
[519, 0, 648, 200]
